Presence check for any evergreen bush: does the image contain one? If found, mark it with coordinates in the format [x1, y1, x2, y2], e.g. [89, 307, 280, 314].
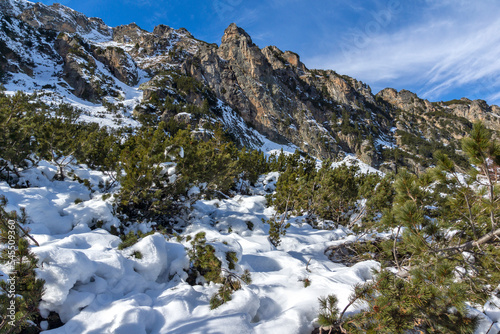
[187, 232, 251, 309]
[332, 122, 500, 333]
[0, 199, 44, 334]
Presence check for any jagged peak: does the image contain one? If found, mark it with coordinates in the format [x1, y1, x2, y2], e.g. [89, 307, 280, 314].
[0, 0, 34, 17]
[221, 23, 253, 45]
[12, 1, 112, 40]
[112, 22, 148, 43]
[377, 88, 420, 101]
[175, 27, 193, 38]
[377, 87, 397, 95]
[114, 22, 146, 32]
[263, 45, 281, 53]
[262, 45, 304, 70]
[45, 2, 104, 25]
[29, 1, 87, 19]
[43, 2, 106, 25]
[153, 24, 173, 36]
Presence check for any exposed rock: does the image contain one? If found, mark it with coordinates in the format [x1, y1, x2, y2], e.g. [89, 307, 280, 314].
[112, 23, 147, 44]
[378, 88, 500, 129]
[442, 99, 500, 130]
[0, 0, 34, 17]
[152, 24, 174, 37]
[200, 24, 350, 158]
[3, 4, 500, 169]
[377, 88, 434, 112]
[18, 2, 111, 39]
[92, 45, 139, 85]
[173, 112, 192, 124]
[54, 34, 118, 102]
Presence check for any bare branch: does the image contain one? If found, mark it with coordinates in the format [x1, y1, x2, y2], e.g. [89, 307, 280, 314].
[440, 228, 500, 253]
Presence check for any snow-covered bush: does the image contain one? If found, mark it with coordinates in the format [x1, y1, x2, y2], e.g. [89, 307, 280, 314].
[0, 199, 44, 333]
[335, 122, 500, 333]
[186, 232, 251, 309]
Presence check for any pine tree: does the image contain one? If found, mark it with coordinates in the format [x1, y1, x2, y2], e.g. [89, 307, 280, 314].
[35, 105, 82, 181]
[174, 127, 241, 198]
[0, 198, 44, 333]
[237, 149, 269, 186]
[270, 157, 369, 226]
[343, 270, 476, 334]
[317, 294, 340, 333]
[269, 151, 316, 216]
[0, 92, 43, 183]
[209, 269, 251, 310]
[187, 232, 251, 309]
[116, 122, 177, 223]
[338, 122, 500, 333]
[265, 213, 291, 248]
[310, 163, 361, 223]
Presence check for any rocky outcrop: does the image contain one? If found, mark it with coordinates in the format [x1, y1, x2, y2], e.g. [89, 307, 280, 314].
[54, 34, 120, 102]
[3, 2, 500, 168]
[377, 88, 500, 134]
[216, 24, 286, 140]
[186, 23, 388, 160]
[112, 23, 201, 74]
[0, 5, 60, 81]
[0, 0, 34, 17]
[54, 34, 99, 102]
[0, 2, 396, 163]
[0, 36, 33, 77]
[261, 46, 306, 73]
[440, 99, 500, 131]
[112, 23, 148, 44]
[18, 2, 111, 40]
[92, 46, 139, 85]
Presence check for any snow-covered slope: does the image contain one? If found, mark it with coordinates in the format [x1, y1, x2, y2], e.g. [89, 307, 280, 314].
[1, 162, 499, 333]
[0, 5, 144, 128]
[0, 162, 375, 333]
[1, 2, 500, 333]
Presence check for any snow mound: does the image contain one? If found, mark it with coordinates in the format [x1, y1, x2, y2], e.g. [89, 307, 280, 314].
[1, 161, 494, 333]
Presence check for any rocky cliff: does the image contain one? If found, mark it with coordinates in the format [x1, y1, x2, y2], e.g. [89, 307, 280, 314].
[2, 0, 500, 170]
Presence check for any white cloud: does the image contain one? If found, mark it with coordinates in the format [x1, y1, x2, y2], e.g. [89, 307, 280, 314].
[304, 1, 500, 105]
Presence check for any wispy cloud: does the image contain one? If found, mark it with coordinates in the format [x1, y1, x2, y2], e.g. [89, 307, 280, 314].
[305, 1, 500, 105]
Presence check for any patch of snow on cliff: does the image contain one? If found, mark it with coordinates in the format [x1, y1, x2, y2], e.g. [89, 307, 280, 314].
[218, 100, 298, 156]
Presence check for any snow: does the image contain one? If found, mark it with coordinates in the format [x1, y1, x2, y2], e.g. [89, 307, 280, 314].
[6, 0, 34, 16]
[1, 157, 494, 334]
[0, 12, 145, 129]
[4, 65, 144, 129]
[375, 136, 396, 149]
[331, 154, 384, 175]
[0, 162, 384, 333]
[218, 100, 299, 156]
[0, 159, 497, 334]
[0, 8, 498, 332]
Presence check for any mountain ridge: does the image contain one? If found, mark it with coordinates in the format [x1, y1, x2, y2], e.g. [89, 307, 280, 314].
[2, 3, 500, 333]
[1, 0, 500, 171]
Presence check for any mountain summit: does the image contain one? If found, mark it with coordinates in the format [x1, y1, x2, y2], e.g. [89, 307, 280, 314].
[1, 3, 500, 334]
[1, 2, 499, 170]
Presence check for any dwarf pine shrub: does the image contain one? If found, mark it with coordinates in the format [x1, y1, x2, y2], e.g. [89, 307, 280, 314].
[0, 199, 44, 333]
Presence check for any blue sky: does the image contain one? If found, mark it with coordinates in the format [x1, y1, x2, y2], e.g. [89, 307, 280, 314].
[38, 0, 500, 106]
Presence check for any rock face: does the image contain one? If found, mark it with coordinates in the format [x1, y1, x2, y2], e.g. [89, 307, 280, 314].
[92, 45, 139, 86]
[18, 2, 111, 39]
[444, 99, 500, 131]
[53, 33, 97, 101]
[0, 2, 61, 81]
[53, 33, 122, 102]
[1, 2, 499, 168]
[185, 22, 390, 161]
[378, 88, 500, 133]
